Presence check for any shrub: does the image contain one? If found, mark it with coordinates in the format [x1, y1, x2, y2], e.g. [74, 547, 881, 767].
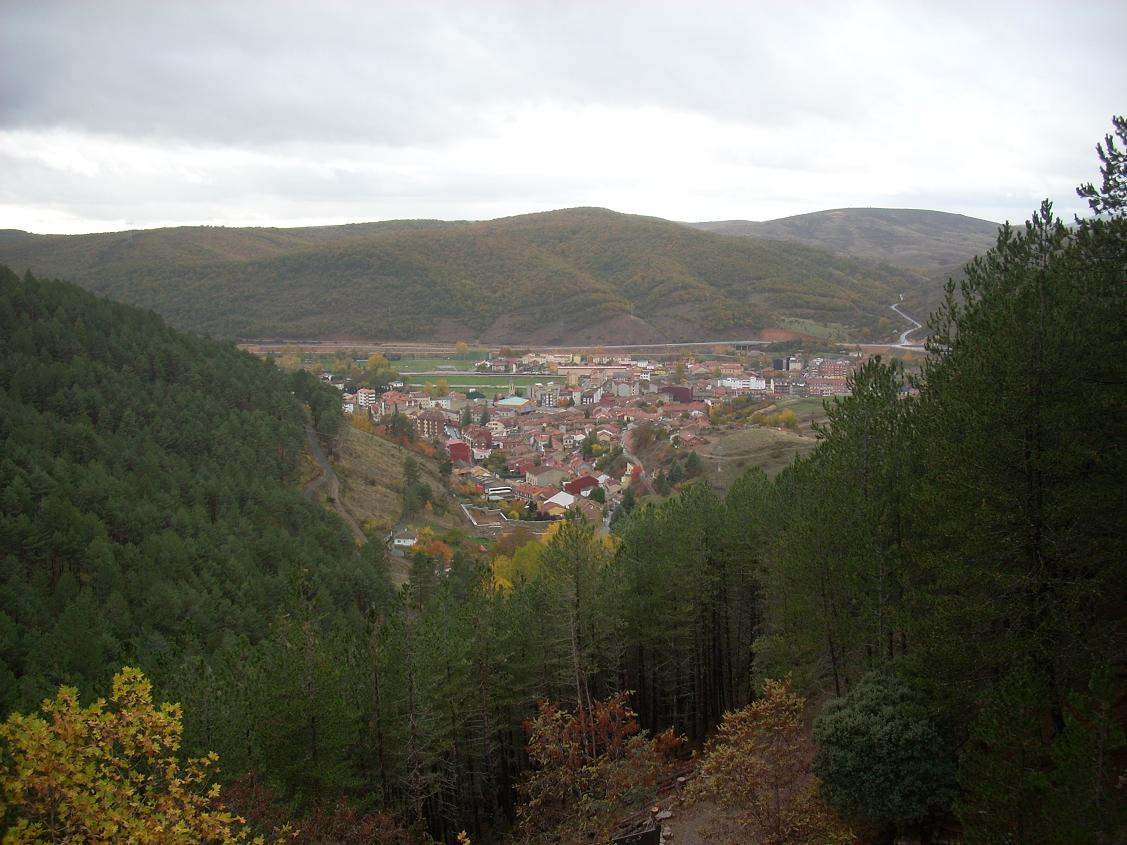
[813, 671, 955, 827]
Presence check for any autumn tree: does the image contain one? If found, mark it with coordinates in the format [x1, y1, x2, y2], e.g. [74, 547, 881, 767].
[0, 668, 264, 844]
[693, 678, 852, 845]
[278, 346, 303, 371]
[517, 692, 682, 839]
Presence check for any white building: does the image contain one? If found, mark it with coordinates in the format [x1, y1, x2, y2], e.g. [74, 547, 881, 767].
[392, 529, 418, 548]
[718, 376, 766, 392]
[543, 490, 576, 510]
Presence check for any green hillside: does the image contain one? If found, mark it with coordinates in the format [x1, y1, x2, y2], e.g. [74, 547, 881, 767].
[0, 208, 926, 343]
[689, 207, 1002, 317]
[0, 266, 383, 714]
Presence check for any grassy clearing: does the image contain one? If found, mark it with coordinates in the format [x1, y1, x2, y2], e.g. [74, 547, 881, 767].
[695, 426, 818, 488]
[392, 356, 481, 371]
[774, 397, 832, 432]
[331, 426, 466, 541]
[780, 317, 852, 341]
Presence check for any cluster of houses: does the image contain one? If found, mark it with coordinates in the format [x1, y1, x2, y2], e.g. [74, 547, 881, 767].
[333, 351, 861, 533]
[368, 384, 701, 523]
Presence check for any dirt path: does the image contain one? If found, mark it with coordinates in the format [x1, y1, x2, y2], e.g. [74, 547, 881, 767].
[303, 425, 366, 544]
[660, 798, 740, 844]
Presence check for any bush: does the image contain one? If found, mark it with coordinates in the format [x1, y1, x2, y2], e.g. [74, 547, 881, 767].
[813, 671, 955, 827]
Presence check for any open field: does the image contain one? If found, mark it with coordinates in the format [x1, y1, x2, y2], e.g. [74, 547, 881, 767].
[392, 356, 549, 390]
[774, 397, 832, 432]
[391, 356, 482, 370]
[780, 317, 854, 341]
[695, 426, 818, 488]
[330, 426, 467, 571]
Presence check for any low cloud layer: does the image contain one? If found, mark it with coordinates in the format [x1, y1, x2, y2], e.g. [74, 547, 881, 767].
[1, 1, 1123, 233]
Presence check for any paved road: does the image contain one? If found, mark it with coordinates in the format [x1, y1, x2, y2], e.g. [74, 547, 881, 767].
[302, 424, 366, 544]
[889, 301, 925, 348]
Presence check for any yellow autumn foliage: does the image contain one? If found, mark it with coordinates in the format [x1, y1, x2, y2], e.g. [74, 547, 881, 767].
[692, 678, 853, 845]
[491, 520, 617, 591]
[0, 667, 271, 844]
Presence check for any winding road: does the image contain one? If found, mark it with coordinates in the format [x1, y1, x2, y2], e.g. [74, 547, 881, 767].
[890, 299, 925, 349]
[302, 424, 366, 544]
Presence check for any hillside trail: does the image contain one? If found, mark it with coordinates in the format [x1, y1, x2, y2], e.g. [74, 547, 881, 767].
[303, 424, 366, 544]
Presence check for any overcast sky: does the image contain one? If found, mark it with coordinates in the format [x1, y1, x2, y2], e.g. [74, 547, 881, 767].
[1, 1, 1124, 234]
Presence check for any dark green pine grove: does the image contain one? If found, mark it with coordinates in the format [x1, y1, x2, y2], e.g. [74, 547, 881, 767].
[0, 267, 364, 715]
[1, 118, 1125, 844]
[755, 119, 1127, 839]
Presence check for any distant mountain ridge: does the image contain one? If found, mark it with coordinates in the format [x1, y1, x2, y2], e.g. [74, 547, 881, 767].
[688, 208, 1002, 316]
[0, 207, 959, 344]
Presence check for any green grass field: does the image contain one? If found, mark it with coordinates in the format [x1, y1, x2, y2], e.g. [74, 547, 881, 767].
[780, 317, 852, 341]
[392, 356, 481, 371]
[391, 356, 547, 391]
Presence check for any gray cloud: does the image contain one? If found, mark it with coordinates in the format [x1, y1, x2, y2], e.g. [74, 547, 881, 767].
[1, 0, 1124, 232]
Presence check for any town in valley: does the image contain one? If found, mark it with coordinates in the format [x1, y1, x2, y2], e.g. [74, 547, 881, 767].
[255, 337, 917, 553]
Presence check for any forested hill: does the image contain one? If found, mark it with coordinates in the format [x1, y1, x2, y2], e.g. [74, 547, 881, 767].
[0, 208, 925, 343]
[0, 266, 381, 714]
[689, 208, 1001, 315]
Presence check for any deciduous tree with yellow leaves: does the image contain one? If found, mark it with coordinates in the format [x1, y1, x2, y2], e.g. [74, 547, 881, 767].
[0, 667, 272, 844]
[693, 678, 852, 845]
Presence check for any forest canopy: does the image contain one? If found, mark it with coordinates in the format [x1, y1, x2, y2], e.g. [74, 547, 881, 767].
[0, 267, 375, 714]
